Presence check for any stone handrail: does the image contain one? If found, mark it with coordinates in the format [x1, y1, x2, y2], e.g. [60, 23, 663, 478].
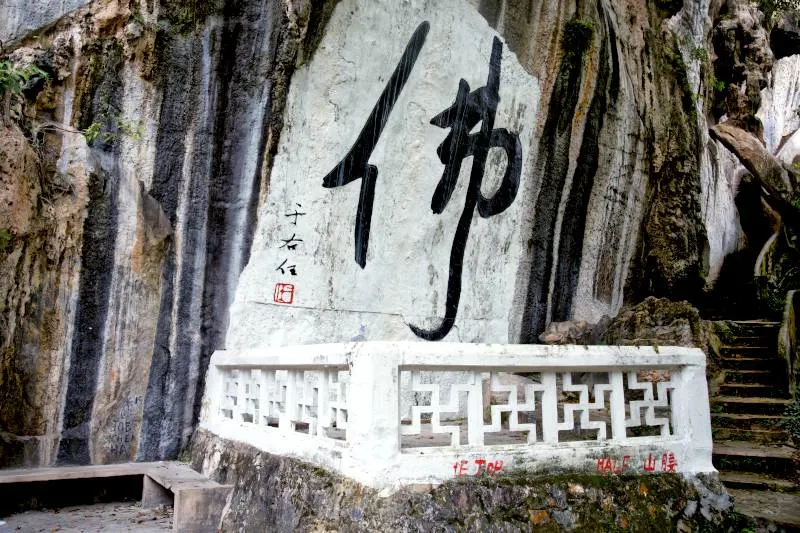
[779, 290, 799, 398]
[199, 342, 714, 491]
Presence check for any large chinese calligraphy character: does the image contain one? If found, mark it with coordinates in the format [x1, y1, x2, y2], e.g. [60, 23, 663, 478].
[322, 22, 430, 268]
[323, 21, 521, 341]
[410, 36, 522, 340]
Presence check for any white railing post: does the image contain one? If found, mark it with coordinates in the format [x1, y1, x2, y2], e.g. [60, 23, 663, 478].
[466, 371, 484, 445]
[670, 360, 713, 472]
[232, 370, 243, 422]
[317, 370, 331, 437]
[200, 352, 225, 424]
[540, 372, 558, 443]
[609, 371, 626, 441]
[346, 348, 400, 464]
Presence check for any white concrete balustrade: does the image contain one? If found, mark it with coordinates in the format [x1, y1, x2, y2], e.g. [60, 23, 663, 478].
[199, 342, 715, 492]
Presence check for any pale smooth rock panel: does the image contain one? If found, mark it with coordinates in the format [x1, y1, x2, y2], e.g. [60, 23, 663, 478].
[0, 0, 90, 42]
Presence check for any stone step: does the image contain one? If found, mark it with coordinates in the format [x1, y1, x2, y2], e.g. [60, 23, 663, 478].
[719, 471, 799, 493]
[718, 383, 790, 399]
[721, 357, 785, 371]
[713, 441, 796, 477]
[711, 413, 784, 431]
[724, 369, 782, 384]
[720, 345, 774, 357]
[728, 489, 800, 530]
[727, 335, 777, 347]
[714, 396, 791, 415]
[712, 426, 790, 445]
[729, 320, 781, 331]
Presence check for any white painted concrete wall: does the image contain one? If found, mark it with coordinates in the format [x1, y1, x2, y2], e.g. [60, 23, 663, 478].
[228, 0, 540, 347]
[200, 342, 715, 492]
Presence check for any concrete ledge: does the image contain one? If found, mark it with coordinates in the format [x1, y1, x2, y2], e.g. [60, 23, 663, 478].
[0, 462, 159, 483]
[0, 462, 232, 533]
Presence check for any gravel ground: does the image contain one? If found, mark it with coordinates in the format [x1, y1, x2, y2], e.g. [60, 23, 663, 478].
[0, 502, 172, 532]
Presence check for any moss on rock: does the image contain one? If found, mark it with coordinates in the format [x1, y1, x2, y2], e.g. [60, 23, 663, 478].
[190, 429, 739, 532]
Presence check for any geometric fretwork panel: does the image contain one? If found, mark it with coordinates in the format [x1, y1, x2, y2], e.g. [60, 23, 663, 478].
[217, 368, 349, 440]
[399, 369, 675, 448]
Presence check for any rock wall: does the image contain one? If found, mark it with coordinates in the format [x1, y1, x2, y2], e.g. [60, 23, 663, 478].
[229, 0, 542, 346]
[190, 428, 738, 533]
[0, 0, 337, 466]
[2, 0, 799, 467]
[228, 0, 716, 347]
[0, 121, 90, 466]
[0, 0, 91, 44]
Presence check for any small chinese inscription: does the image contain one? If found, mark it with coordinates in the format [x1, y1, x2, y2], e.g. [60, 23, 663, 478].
[595, 452, 678, 475]
[452, 458, 504, 477]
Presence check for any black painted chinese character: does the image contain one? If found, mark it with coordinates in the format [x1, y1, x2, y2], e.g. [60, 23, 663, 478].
[276, 259, 297, 276]
[285, 204, 306, 226]
[322, 21, 521, 341]
[322, 21, 430, 268]
[279, 234, 303, 250]
[409, 36, 522, 340]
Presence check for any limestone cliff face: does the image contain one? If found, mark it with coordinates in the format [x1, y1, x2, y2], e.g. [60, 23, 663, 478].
[0, 0, 337, 466]
[0, 122, 89, 466]
[0, 0, 797, 467]
[228, 0, 714, 347]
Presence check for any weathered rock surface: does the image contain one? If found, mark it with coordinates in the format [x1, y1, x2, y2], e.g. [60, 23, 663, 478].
[0, 0, 91, 44]
[0, 122, 90, 467]
[600, 297, 705, 349]
[190, 429, 739, 533]
[538, 319, 608, 345]
[0, 0, 338, 466]
[709, 122, 796, 202]
[228, 0, 720, 349]
[712, 0, 774, 135]
[770, 11, 800, 60]
[1, 0, 799, 472]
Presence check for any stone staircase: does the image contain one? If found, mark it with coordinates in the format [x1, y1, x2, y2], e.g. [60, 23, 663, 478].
[711, 321, 800, 530]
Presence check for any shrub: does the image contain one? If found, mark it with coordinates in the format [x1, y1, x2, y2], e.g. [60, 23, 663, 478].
[0, 228, 13, 253]
[0, 59, 48, 121]
[779, 397, 800, 443]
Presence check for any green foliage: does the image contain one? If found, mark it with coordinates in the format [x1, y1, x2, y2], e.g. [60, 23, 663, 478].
[779, 396, 800, 442]
[131, 10, 146, 27]
[117, 118, 142, 139]
[709, 75, 727, 93]
[0, 60, 48, 96]
[0, 228, 12, 253]
[756, 0, 800, 28]
[690, 46, 709, 64]
[83, 121, 102, 143]
[0, 59, 49, 121]
[82, 95, 143, 146]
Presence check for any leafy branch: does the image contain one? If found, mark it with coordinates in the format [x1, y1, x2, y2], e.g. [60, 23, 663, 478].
[82, 90, 142, 146]
[0, 59, 48, 122]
